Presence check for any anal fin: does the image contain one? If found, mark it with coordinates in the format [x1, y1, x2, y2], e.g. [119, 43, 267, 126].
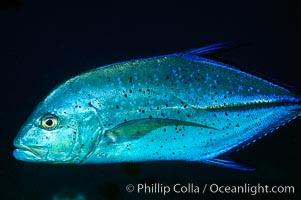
[202, 158, 255, 171]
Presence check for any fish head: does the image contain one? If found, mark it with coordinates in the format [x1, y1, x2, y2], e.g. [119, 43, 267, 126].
[13, 97, 103, 163]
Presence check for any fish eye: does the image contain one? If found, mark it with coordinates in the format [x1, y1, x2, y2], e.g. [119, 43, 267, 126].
[41, 114, 58, 130]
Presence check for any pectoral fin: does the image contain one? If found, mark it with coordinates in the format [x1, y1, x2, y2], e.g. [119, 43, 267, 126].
[105, 118, 217, 142]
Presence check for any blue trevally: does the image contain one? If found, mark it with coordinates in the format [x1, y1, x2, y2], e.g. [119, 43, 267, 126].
[13, 44, 301, 170]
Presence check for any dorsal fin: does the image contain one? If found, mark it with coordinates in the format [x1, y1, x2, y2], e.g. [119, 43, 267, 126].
[183, 42, 242, 56]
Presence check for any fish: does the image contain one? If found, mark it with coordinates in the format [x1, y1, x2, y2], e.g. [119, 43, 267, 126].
[13, 43, 301, 170]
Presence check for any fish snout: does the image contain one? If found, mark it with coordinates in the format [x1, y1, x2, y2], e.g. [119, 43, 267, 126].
[14, 123, 34, 149]
[13, 123, 49, 162]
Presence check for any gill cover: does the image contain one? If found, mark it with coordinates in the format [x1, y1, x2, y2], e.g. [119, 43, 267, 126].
[72, 107, 103, 163]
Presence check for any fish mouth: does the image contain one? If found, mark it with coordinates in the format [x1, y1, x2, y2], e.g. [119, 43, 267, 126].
[13, 143, 47, 162]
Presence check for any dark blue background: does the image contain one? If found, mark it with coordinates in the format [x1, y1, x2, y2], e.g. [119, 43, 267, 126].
[1, 1, 300, 199]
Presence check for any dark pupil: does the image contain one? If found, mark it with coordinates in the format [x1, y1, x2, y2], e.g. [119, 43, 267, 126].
[46, 119, 53, 126]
